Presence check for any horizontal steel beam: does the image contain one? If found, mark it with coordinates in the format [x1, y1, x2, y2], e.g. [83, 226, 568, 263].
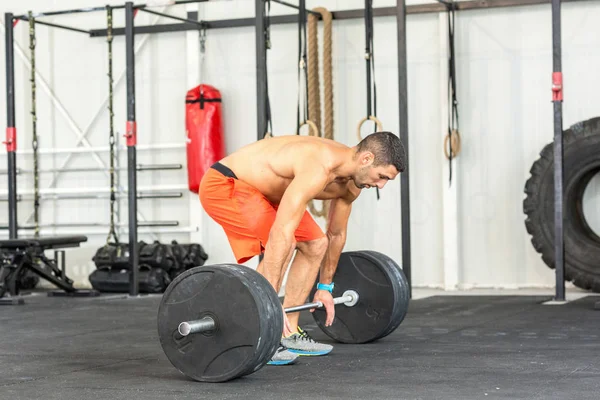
[138, 7, 206, 27]
[0, 163, 183, 174]
[16, 16, 91, 35]
[0, 191, 183, 201]
[0, 227, 198, 236]
[0, 221, 180, 230]
[0, 142, 185, 155]
[89, 0, 598, 37]
[271, 0, 321, 16]
[14, 0, 209, 19]
[0, 184, 187, 197]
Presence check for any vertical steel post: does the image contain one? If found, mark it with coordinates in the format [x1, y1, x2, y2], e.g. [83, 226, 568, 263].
[396, 0, 412, 296]
[255, 0, 268, 263]
[255, 0, 268, 141]
[125, 2, 139, 296]
[551, 0, 565, 301]
[5, 13, 18, 239]
[365, 0, 373, 118]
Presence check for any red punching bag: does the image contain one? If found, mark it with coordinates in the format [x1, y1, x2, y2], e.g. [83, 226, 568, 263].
[185, 84, 225, 193]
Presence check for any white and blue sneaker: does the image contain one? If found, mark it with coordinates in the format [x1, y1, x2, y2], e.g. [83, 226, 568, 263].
[267, 343, 299, 366]
[281, 327, 333, 356]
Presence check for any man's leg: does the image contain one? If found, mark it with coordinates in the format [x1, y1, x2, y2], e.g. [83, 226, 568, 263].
[199, 167, 299, 365]
[257, 241, 297, 336]
[257, 240, 296, 294]
[280, 235, 334, 356]
[255, 243, 301, 366]
[282, 237, 328, 331]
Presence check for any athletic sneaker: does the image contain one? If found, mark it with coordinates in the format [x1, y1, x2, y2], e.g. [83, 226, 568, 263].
[267, 343, 299, 366]
[281, 327, 333, 356]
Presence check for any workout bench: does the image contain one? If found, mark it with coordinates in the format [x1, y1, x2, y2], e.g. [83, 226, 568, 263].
[0, 236, 99, 305]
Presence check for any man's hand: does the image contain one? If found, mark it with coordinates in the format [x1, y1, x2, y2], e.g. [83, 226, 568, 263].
[311, 289, 335, 326]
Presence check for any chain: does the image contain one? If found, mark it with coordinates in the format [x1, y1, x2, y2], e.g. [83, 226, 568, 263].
[106, 6, 119, 245]
[199, 25, 206, 90]
[29, 11, 40, 238]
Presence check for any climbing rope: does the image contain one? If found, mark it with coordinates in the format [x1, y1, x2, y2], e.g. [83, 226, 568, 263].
[305, 7, 334, 220]
[306, 11, 320, 136]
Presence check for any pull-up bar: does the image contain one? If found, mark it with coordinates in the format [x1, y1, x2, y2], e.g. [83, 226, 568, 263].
[15, 16, 91, 35]
[89, 0, 594, 37]
[13, 0, 210, 19]
[137, 7, 206, 27]
[271, 0, 321, 16]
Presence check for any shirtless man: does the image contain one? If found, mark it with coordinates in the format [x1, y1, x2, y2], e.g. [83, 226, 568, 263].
[198, 131, 406, 366]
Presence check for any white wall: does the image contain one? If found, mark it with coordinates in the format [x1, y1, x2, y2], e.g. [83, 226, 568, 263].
[455, 3, 600, 289]
[0, 1, 193, 284]
[1, 0, 600, 290]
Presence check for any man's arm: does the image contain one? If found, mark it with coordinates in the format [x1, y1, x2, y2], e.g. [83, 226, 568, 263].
[319, 191, 356, 285]
[261, 164, 329, 291]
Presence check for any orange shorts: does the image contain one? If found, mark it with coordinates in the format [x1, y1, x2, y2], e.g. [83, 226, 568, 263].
[199, 162, 325, 264]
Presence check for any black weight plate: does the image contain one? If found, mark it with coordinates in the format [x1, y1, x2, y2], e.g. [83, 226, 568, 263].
[362, 251, 410, 340]
[361, 251, 409, 340]
[157, 264, 280, 382]
[234, 264, 283, 376]
[310, 251, 407, 344]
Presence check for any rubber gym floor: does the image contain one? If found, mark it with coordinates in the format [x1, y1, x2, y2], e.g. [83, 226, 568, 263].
[1, 292, 599, 400]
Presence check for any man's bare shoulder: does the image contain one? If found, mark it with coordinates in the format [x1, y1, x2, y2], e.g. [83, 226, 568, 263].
[275, 136, 350, 171]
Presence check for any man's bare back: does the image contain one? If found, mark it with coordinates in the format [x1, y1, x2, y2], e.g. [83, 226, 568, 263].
[218, 135, 360, 204]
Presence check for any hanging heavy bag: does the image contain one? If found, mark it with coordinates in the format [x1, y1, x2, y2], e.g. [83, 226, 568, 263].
[185, 84, 225, 193]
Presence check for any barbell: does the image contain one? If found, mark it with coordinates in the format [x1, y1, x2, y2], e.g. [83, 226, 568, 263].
[157, 250, 410, 383]
[177, 289, 360, 337]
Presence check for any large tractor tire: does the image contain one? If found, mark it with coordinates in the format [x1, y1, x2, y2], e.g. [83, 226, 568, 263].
[523, 116, 600, 292]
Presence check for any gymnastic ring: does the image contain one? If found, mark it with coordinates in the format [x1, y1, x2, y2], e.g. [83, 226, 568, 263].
[297, 120, 320, 137]
[444, 130, 461, 159]
[356, 115, 383, 142]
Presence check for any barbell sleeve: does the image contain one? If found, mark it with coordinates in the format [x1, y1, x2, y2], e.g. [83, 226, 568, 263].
[178, 316, 215, 337]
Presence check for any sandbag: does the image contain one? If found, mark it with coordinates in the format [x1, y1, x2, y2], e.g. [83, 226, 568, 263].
[17, 268, 40, 291]
[92, 242, 133, 269]
[170, 240, 208, 270]
[185, 84, 226, 193]
[139, 240, 178, 272]
[184, 243, 209, 266]
[88, 265, 171, 294]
